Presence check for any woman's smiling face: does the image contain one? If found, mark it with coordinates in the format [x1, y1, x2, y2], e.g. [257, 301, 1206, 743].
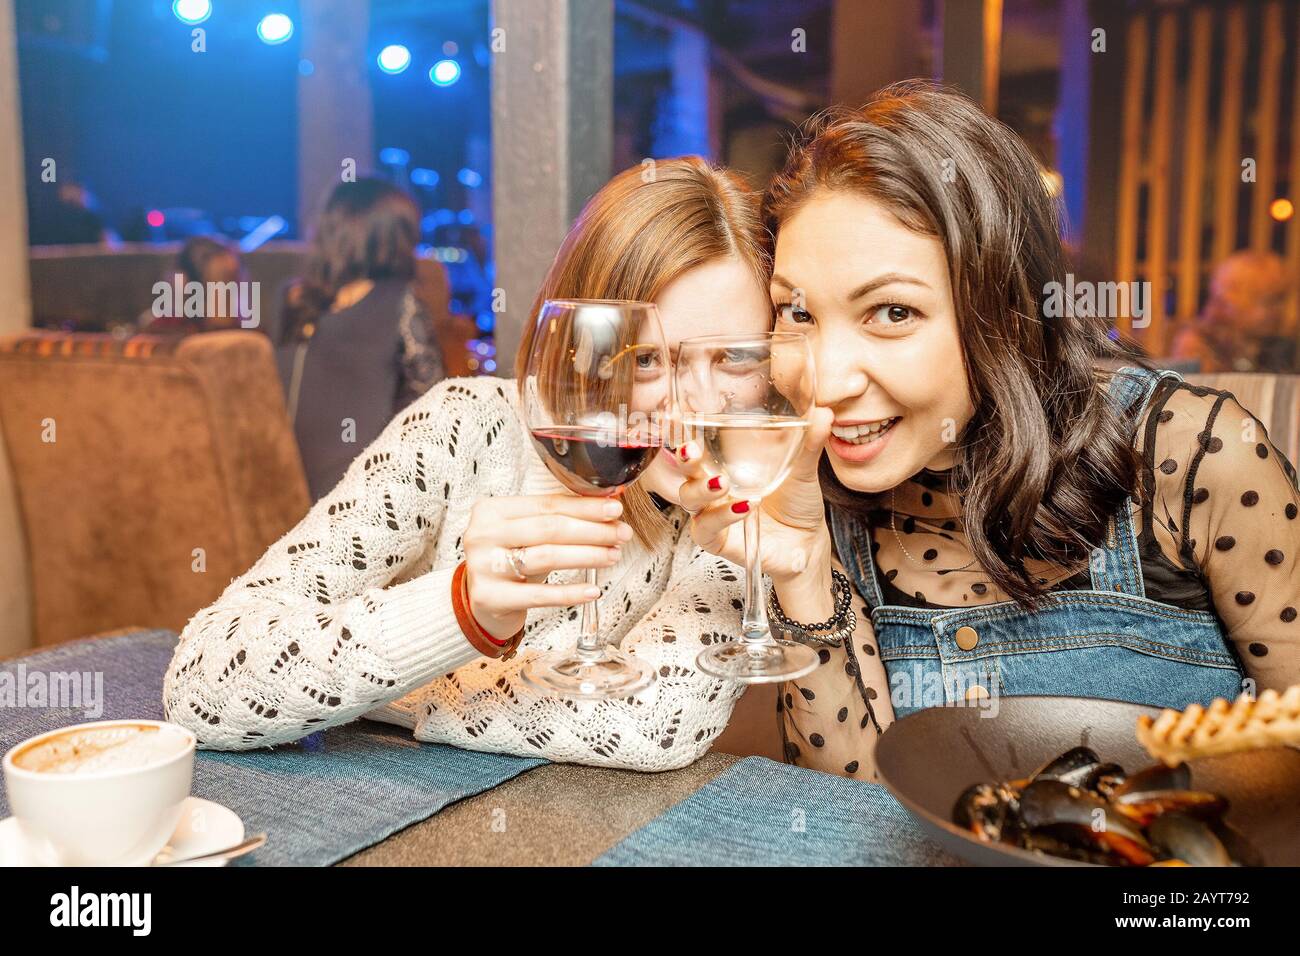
[771, 190, 975, 493]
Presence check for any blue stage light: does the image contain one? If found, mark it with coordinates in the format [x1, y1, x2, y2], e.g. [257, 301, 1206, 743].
[298, 59, 315, 76]
[377, 45, 411, 74]
[429, 59, 461, 87]
[457, 168, 482, 188]
[379, 147, 410, 166]
[172, 0, 211, 25]
[457, 209, 475, 225]
[410, 168, 440, 187]
[257, 13, 294, 45]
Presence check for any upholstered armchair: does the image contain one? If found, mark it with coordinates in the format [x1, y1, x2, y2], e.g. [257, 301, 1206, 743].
[0, 331, 310, 653]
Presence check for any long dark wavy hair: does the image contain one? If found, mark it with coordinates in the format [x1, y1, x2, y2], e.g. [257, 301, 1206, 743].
[765, 81, 1144, 607]
[279, 177, 421, 343]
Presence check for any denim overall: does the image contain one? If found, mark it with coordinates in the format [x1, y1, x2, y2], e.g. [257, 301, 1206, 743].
[829, 366, 1245, 718]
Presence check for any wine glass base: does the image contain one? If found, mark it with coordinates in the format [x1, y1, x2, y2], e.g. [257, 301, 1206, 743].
[695, 639, 821, 683]
[520, 647, 657, 701]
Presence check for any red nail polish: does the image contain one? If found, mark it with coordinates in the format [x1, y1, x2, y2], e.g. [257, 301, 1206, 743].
[680, 445, 689, 460]
[731, 501, 750, 514]
[708, 476, 722, 491]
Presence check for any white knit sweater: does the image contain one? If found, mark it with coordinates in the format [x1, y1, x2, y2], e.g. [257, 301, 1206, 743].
[162, 376, 747, 771]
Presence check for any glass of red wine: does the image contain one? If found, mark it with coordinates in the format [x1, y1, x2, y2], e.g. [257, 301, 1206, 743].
[519, 299, 671, 699]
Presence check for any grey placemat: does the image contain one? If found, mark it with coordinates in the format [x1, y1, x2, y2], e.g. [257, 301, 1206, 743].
[0, 630, 546, 865]
[594, 756, 965, 866]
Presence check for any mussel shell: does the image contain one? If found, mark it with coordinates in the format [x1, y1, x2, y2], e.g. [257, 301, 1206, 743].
[1018, 830, 1128, 866]
[1018, 779, 1155, 865]
[953, 783, 998, 837]
[1030, 746, 1103, 786]
[1149, 812, 1233, 867]
[1114, 789, 1228, 827]
[953, 782, 1021, 842]
[1211, 822, 1263, 868]
[1082, 762, 1127, 798]
[1111, 761, 1192, 799]
[954, 752, 1240, 867]
[1018, 780, 1139, 836]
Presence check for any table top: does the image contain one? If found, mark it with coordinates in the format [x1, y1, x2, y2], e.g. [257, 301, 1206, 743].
[5, 630, 946, 866]
[339, 752, 740, 866]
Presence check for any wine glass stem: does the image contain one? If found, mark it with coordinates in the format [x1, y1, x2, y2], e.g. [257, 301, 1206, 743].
[576, 566, 601, 659]
[741, 503, 772, 648]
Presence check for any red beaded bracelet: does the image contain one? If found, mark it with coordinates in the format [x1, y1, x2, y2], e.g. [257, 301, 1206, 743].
[451, 562, 524, 659]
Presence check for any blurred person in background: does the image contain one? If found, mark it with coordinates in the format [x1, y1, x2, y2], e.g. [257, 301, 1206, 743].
[139, 236, 248, 335]
[28, 181, 115, 246]
[1171, 250, 1296, 373]
[411, 255, 478, 378]
[274, 177, 447, 501]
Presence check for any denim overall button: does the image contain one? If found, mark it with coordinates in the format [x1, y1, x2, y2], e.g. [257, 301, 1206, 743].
[955, 625, 979, 650]
[965, 684, 989, 701]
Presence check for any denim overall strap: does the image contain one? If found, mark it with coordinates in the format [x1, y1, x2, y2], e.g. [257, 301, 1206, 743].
[831, 365, 1182, 607]
[829, 366, 1242, 718]
[1087, 366, 1181, 597]
[828, 504, 883, 608]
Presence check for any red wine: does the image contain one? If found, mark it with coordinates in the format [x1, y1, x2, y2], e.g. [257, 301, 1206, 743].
[530, 426, 662, 496]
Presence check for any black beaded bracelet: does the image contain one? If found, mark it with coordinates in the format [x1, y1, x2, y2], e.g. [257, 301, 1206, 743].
[769, 568, 855, 641]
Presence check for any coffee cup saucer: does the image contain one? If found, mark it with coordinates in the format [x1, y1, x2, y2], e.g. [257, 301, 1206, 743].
[0, 796, 245, 867]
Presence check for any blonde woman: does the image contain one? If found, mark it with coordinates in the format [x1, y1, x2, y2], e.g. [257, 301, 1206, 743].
[163, 158, 772, 771]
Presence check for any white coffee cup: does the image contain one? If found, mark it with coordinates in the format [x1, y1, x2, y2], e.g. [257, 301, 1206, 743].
[2, 719, 196, 866]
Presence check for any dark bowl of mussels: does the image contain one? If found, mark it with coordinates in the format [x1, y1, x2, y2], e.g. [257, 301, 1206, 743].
[875, 696, 1300, 866]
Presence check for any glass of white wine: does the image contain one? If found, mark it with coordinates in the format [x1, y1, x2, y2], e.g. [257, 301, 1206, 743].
[676, 332, 821, 682]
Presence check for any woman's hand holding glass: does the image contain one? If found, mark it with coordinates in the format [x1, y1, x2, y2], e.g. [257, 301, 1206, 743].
[673, 333, 828, 681]
[517, 299, 670, 698]
[677, 405, 839, 622]
[462, 495, 634, 642]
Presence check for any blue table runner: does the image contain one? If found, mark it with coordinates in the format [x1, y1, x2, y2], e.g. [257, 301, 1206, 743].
[595, 756, 964, 866]
[0, 630, 546, 865]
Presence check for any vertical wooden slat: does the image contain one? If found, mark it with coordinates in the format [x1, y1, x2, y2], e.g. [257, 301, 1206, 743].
[983, 0, 1004, 115]
[1212, 5, 1247, 265]
[1288, 10, 1300, 331]
[1145, 11, 1177, 353]
[1251, 1, 1285, 251]
[1177, 7, 1212, 322]
[936, 0, 999, 112]
[830, 0, 922, 108]
[1115, 14, 1149, 340]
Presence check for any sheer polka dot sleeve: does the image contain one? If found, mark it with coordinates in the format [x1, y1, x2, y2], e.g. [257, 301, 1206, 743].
[1143, 384, 1300, 692]
[778, 558, 894, 781]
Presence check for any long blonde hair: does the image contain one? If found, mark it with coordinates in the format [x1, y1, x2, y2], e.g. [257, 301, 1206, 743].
[515, 156, 769, 546]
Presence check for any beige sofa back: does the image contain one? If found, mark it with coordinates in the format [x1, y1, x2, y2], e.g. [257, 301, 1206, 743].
[0, 330, 309, 651]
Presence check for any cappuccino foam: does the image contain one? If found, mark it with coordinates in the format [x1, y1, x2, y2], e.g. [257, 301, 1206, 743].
[13, 724, 190, 774]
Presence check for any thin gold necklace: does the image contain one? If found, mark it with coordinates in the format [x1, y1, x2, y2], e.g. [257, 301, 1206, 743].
[888, 487, 978, 573]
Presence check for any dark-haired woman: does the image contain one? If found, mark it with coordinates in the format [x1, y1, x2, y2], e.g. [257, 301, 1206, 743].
[275, 178, 447, 500]
[140, 236, 246, 335]
[678, 83, 1300, 781]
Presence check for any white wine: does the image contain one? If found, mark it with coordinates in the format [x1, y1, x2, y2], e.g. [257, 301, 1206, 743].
[685, 414, 809, 499]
